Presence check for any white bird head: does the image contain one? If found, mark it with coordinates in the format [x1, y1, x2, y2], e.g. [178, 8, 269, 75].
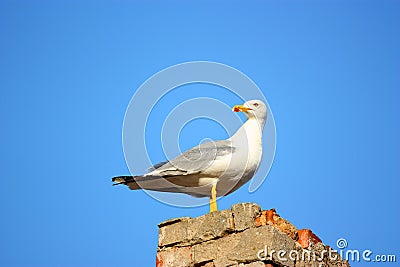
[232, 99, 267, 124]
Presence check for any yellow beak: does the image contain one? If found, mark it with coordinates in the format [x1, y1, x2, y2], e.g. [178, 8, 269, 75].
[232, 105, 253, 112]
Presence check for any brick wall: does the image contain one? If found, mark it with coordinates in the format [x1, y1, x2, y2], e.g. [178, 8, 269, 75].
[157, 203, 349, 267]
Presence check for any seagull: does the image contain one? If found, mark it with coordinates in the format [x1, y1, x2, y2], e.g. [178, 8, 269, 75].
[112, 99, 267, 212]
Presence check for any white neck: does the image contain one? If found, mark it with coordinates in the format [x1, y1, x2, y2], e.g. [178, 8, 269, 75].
[230, 117, 263, 145]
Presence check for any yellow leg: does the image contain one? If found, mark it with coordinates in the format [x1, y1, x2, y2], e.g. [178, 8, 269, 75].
[209, 183, 218, 213]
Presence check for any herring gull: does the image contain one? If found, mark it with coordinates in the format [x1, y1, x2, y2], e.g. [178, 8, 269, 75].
[112, 99, 267, 212]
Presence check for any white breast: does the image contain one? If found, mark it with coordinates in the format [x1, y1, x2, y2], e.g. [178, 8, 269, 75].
[242, 118, 263, 170]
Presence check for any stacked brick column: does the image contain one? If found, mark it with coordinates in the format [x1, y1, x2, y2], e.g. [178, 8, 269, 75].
[157, 203, 349, 267]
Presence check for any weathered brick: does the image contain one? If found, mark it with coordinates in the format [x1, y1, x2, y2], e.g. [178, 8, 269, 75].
[158, 219, 191, 247]
[272, 215, 298, 240]
[256, 209, 297, 240]
[293, 244, 326, 267]
[156, 246, 193, 267]
[157, 203, 350, 267]
[192, 233, 240, 267]
[227, 225, 296, 267]
[297, 229, 322, 249]
[323, 245, 350, 267]
[158, 217, 191, 227]
[231, 203, 261, 231]
[159, 210, 235, 247]
[293, 241, 351, 267]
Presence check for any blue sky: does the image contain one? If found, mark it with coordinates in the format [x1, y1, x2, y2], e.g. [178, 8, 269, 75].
[1, 1, 399, 266]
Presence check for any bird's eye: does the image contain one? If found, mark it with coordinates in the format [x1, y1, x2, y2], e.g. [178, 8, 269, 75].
[253, 103, 259, 107]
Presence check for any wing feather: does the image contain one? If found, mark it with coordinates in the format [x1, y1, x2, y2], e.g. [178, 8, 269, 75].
[148, 140, 235, 175]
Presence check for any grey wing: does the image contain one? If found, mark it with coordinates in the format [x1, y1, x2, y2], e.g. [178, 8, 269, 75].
[146, 161, 168, 173]
[148, 140, 235, 176]
[116, 140, 236, 197]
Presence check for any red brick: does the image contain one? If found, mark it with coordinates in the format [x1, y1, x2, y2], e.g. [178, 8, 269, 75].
[156, 246, 193, 267]
[297, 229, 322, 249]
[255, 209, 297, 240]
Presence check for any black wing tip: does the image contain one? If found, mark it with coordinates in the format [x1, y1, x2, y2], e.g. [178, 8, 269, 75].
[111, 175, 135, 185]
